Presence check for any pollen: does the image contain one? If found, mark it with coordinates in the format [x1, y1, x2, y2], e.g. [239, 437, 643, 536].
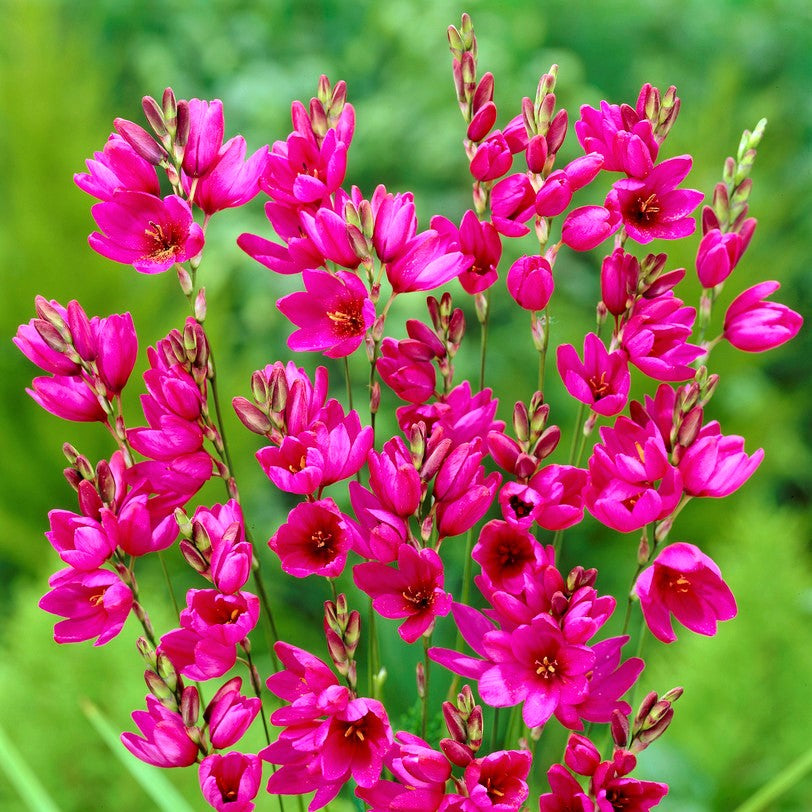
[327, 306, 365, 338]
[534, 655, 558, 679]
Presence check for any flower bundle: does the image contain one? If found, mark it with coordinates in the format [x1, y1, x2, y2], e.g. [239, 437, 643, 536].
[14, 13, 803, 811]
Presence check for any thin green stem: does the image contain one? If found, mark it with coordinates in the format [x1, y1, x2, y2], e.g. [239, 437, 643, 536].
[621, 563, 645, 637]
[421, 635, 431, 739]
[343, 355, 354, 413]
[732, 744, 812, 812]
[447, 528, 475, 699]
[242, 644, 272, 746]
[367, 603, 380, 699]
[478, 293, 491, 390]
[157, 551, 180, 618]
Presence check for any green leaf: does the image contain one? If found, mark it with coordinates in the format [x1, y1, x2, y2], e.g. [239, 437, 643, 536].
[0, 719, 60, 811]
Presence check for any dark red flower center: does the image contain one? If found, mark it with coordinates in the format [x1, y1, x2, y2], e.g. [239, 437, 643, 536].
[402, 585, 434, 612]
[668, 574, 692, 593]
[482, 774, 506, 802]
[589, 371, 611, 398]
[508, 495, 534, 518]
[534, 655, 558, 680]
[327, 303, 365, 337]
[495, 537, 529, 570]
[144, 220, 183, 262]
[628, 192, 661, 225]
[310, 527, 337, 562]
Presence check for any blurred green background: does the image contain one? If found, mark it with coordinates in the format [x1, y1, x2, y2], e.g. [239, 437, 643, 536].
[1, 0, 810, 809]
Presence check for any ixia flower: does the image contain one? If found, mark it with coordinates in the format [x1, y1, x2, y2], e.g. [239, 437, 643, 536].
[74, 133, 160, 200]
[277, 269, 375, 358]
[199, 752, 262, 812]
[121, 694, 200, 768]
[472, 520, 547, 594]
[723, 280, 803, 352]
[89, 191, 205, 273]
[557, 333, 630, 417]
[39, 567, 133, 646]
[204, 677, 261, 750]
[634, 542, 737, 643]
[506, 255, 555, 311]
[463, 749, 533, 810]
[270, 498, 356, 578]
[353, 544, 452, 643]
[605, 155, 703, 244]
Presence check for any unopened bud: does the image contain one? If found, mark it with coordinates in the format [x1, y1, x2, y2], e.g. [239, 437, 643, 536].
[443, 702, 467, 743]
[409, 422, 426, 467]
[34, 319, 68, 353]
[345, 610, 361, 657]
[416, 662, 426, 698]
[637, 529, 651, 564]
[250, 370, 270, 408]
[156, 651, 179, 694]
[114, 118, 167, 165]
[474, 291, 488, 325]
[96, 460, 116, 505]
[233, 396, 272, 434]
[180, 686, 200, 728]
[467, 705, 484, 750]
[35, 295, 68, 333]
[513, 401, 530, 444]
[545, 108, 568, 154]
[180, 539, 210, 575]
[420, 514, 434, 544]
[63, 468, 82, 491]
[142, 95, 167, 138]
[175, 100, 190, 149]
[325, 626, 348, 669]
[448, 308, 465, 349]
[634, 691, 659, 727]
[532, 425, 560, 461]
[192, 522, 212, 557]
[611, 709, 630, 748]
[440, 738, 474, 767]
[176, 265, 194, 297]
[145, 670, 176, 707]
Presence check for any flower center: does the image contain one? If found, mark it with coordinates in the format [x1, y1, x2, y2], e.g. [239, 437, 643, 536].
[534, 655, 558, 679]
[588, 371, 611, 399]
[327, 304, 365, 337]
[343, 722, 366, 742]
[89, 591, 106, 607]
[483, 776, 505, 802]
[144, 220, 182, 262]
[310, 528, 336, 561]
[402, 585, 433, 611]
[669, 574, 692, 593]
[630, 192, 661, 225]
[508, 494, 534, 518]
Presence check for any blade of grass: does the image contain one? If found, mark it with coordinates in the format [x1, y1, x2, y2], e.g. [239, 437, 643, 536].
[81, 699, 195, 812]
[733, 743, 812, 812]
[0, 720, 61, 811]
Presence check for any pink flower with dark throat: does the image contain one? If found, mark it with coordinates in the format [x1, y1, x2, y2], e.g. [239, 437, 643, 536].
[121, 695, 199, 768]
[199, 752, 262, 812]
[89, 192, 204, 273]
[270, 499, 355, 578]
[353, 544, 452, 643]
[277, 269, 374, 358]
[606, 155, 703, 244]
[634, 542, 737, 643]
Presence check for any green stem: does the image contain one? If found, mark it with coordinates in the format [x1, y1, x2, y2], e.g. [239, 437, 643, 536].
[157, 551, 180, 618]
[242, 644, 272, 746]
[732, 744, 812, 812]
[421, 635, 431, 739]
[367, 603, 380, 699]
[621, 563, 645, 637]
[447, 528, 476, 699]
[479, 294, 490, 390]
[343, 355, 354, 412]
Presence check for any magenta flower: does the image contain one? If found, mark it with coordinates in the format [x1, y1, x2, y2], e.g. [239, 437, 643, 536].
[269, 498, 355, 578]
[561, 205, 621, 251]
[529, 465, 589, 531]
[470, 130, 513, 181]
[439, 210, 502, 295]
[634, 542, 737, 643]
[557, 333, 631, 417]
[27, 374, 107, 422]
[353, 544, 452, 643]
[679, 426, 763, 498]
[367, 437, 422, 517]
[199, 752, 262, 812]
[89, 192, 205, 273]
[472, 520, 547, 594]
[45, 510, 115, 571]
[491, 173, 535, 237]
[695, 228, 746, 288]
[181, 589, 260, 647]
[182, 98, 226, 178]
[498, 481, 543, 527]
[39, 567, 132, 646]
[385, 230, 471, 293]
[256, 435, 325, 495]
[376, 335, 438, 403]
[277, 269, 375, 358]
[189, 136, 268, 215]
[348, 481, 408, 563]
[506, 255, 555, 311]
[121, 695, 200, 768]
[585, 417, 682, 533]
[605, 156, 703, 244]
[299, 205, 363, 269]
[463, 749, 532, 810]
[723, 280, 803, 352]
[620, 293, 703, 382]
[370, 185, 417, 263]
[74, 133, 160, 200]
[539, 763, 594, 812]
[204, 677, 261, 750]
[600, 248, 639, 316]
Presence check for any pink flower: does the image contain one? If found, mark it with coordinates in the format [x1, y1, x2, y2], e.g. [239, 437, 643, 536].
[181, 589, 260, 647]
[679, 427, 763, 498]
[539, 763, 594, 811]
[491, 173, 535, 237]
[585, 417, 682, 533]
[121, 695, 200, 768]
[561, 205, 622, 251]
[299, 205, 364, 269]
[182, 98, 226, 178]
[723, 280, 803, 352]
[557, 333, 630, 417]
[27, 374, 107, 422]
[620, 293, 703, 382]
[529, 465, 589, 532]
[39, 567, 132, 646]
[472, 520, 547, 594]
[348, 481, 408, 563]
[605, 156, 703, 244]
[601, 248, 639, 316]
[89, 192, 204, 273]
[634, 542, 737, 643]
[353, 544, 452, 643]
[385, 230, 471, 293]
[470, 131, 513, 181]
[189, 136, 268, 215]
[506, 255, 555, 311]
[367, 437, 422, 517]
[277, 269, 375, 358]
[74, 133, 160, 200]
[199, 752, 262, 812]
[45, 510, 115, 570]
[204, 677, 261, 750]
[695, 228, 746, 288]
[439, 210, 503, 295]
[463, 749, 532, 810]
[270, 498, 355, 578]
[376, 336, 438, 403]
[371, 185, 417, 263]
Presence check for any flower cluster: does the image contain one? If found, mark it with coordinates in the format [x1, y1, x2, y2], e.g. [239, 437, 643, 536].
[14, 12, 803, 812]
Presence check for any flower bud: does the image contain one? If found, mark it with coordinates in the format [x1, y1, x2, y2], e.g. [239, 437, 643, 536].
[96, 459, 116, 506]
[416, 662, 426, 698]
[232, 397, 273, 435]
[114, 118, 167, 165]
[513, 401, 530, 444]
[142, 95, 168, 138]
[156, 651, 179, 695]
[611, 709, 630, 748]
[440, 738, 474, 767]
[180, 685, 200, 728]
[443, 702, 467, 743]
[145, 670, 177, 707]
